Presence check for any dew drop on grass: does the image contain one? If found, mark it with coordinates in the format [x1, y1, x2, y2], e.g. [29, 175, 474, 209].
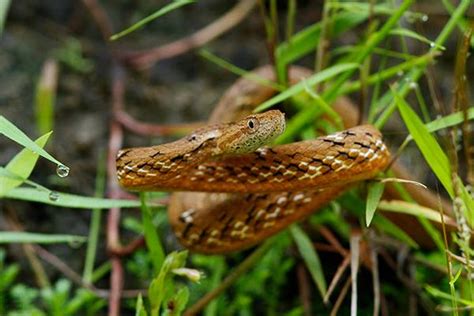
[56, 164, 70, 178]
[421, 14, 428, 22]
[409, 82, 418, 90]
[49, 191, 59, 202]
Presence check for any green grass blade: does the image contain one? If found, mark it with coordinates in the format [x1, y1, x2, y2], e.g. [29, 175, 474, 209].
[366, 181, 385, 227]
[110, 0, 195, 40]
[0, 132, 51, 196]
[35, 60, 58, 135]
[0, 0, 10, 35]
[140, 193, 165, 274]
[389, 28, 445, 50]
[0, 115, 68, 170]
[0, 232, 86, 244]
[289, 225, 326, 298]
[378, 200, 453, 225]
[254, 63, 358, 113]
[394, 90, 453, 197]
[4, 187, 146, 209]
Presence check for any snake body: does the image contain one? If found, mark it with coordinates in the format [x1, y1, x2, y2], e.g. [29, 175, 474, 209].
[116, 66, 391, 253]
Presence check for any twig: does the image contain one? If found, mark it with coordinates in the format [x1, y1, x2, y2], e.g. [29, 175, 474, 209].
[34, 246, 146, 299]
[106, 64, 126, 316]
[297, 263, 312, 316]
[123, 0, 257, 69]
[82, 0, 114, 40]
[115, 108, 203, 136]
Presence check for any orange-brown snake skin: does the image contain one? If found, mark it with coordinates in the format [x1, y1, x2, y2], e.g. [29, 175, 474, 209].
[116, 66, 391, 253]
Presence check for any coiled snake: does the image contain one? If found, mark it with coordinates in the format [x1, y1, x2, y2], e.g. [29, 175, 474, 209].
[116, 66, 392, 253]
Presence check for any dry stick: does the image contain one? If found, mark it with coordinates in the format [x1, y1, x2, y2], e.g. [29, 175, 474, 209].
[106, 64, 126, 316]
[82, 0, 114, 40]
[124, 0, 257, 69]
[297, 263, 312, 316]
[330, 277, 351, 316]
[34, 246, 146, 299]
[324, 255, 350, 304]
[369, 243, 380, 316]
[184, 240, 273, 315]
[115, 109, 204, 136]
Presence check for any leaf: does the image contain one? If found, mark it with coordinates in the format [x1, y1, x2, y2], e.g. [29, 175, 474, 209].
[389, 28, 445, 50]
[366, 181, 385, 226]
[0, 0, 10, 34]
[394, 91, 454, 197]
[0, 232, 86, 244]
[0, 115, 67, 169]
[289, 225, 326, 298]
[4, 187, 147, 209]
[140, 193, 165, 274]
[378, 200, 456, 225]
[0, 132, 51, 196]
[135, 294, 148, 316]
[254, 63, 359, 112]
[110, 0, 195, 40]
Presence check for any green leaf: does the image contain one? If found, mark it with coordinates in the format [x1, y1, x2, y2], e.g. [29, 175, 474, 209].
[394, 91, 453, 197]
[0, 115, 68, 170]
[4, 187, 146, 209]
[140, 193, 165, 275]
[366, 181, 385, 226]
[389, 28, 445, 50]
[0, 0, 10, 35]
[378, 200, 454, 224]
[110, 0, 195, 40]
[0, 132, 51, 196]
[254, 63, 358, 112]
[289, 225, 326, 298]
[0, 232, 86, 244]
[135, 294, 148, 316]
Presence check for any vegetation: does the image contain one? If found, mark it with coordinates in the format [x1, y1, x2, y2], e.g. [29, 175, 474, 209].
[0, 1, 473, 315]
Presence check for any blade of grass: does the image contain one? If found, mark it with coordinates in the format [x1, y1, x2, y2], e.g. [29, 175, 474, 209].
[378, 200, 456, 225]
[366, 181, 385, 227]
[289, 224, 326, 298]
[0, 0, 10, 34]
[35, 59, 58, 135]
[374, 0, 472, 129]
[0, 132, 51, 196]
[0, 115, 68, 170]
[0, 232, 86, 244]
[394, 90, 453, 197]
[5, 187, 147, 209]
[140, 193, 165, 274]
[280, 0, 413, 143]
[110, 0, 195, 40]
[254, 63, 358, 113]
[389, 28, 445, 50]
[83, 152, 107, 283]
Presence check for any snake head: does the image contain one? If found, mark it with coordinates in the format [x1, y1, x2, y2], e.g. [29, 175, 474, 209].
[217, 110, 285, 154]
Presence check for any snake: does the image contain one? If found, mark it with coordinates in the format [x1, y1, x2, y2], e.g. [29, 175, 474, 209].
[115, 65, 395, 254]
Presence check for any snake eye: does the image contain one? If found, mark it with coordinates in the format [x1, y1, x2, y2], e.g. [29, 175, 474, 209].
[187, 134, 197, 141]
[246, 118, 259, 133]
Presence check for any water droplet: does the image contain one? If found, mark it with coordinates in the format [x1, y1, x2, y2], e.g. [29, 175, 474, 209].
[421, 14, 428, 22]
[429, 42, 436, 48]
[56, 164, 70, 178]
[397, 70, 404, 77]
[409, 82, 418, 90]
[49, 191, 59, 201]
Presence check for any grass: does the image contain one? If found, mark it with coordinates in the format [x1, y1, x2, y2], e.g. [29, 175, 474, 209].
[1, 1, 473, 315]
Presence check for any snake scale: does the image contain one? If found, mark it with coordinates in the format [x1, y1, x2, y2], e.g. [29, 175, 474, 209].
[116, 66, 391, 254]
